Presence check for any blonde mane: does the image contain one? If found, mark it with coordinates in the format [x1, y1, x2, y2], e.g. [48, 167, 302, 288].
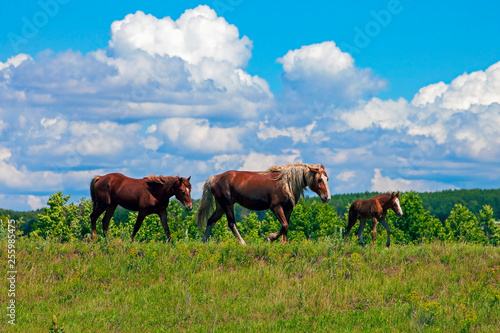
[262, 162, 321, 206]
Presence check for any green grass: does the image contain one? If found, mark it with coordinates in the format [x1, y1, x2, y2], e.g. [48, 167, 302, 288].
[2, 238, 500, 332]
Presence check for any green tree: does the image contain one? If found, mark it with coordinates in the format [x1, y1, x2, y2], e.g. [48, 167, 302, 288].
[479, 205, 500, 246]
[390, 192, 446, 243]
[309, 200, 344, 240]
[445, 204, 488, 244]
[238, 212, 262, 242]
[33, 192, 79, 241]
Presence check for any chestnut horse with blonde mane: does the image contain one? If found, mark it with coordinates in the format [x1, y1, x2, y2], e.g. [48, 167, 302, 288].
[344, 192, 403, 249]
[90, 173, 193, 241]
[196, 163, 331, 245]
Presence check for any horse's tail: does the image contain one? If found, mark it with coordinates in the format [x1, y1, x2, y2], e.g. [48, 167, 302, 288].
[347, 203, 358, 227]
[90, 175, 101, 211]
[195, 175, 216, 232]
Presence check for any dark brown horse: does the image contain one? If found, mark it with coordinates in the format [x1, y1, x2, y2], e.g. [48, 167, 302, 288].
[196, 163, 331, 245]
[90, 173, 193, 241]
[344, 192, 403, 249]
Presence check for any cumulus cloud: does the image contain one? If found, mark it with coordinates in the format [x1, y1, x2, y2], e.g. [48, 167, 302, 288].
[158, 118, 251, 154]
[278, 41, 386, 108]
[110, 6, 252, 67]
[340, 97, 410, 131]
[0, 6, 273, 122]
[332, 61, 500, 163]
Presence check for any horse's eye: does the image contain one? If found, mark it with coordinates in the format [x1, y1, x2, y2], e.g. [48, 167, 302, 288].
[318, 178, 323, 183]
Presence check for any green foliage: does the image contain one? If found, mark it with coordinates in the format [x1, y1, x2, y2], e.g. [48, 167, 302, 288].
[32, 192, 82, 242]
[445, 204, 488, 244]
[390, 191, 446, 244]
[238, 212, 261, 241]
[0, 207, 41, 234]
[16, 190, 500, 246]
[420, 188, 500, 221]
[106, 200, 198, 243]
[479, 205, 500, 246]
[0, 215, 6, 240]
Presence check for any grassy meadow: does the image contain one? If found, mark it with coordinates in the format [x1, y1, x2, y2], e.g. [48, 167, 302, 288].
[2, 238, 500, 332]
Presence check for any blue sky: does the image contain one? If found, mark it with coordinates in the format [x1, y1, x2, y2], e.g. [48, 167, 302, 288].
[1, 0, 500, 210]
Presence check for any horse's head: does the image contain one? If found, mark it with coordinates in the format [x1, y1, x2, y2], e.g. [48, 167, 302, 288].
[389, 191, 403, 217]
[174, 176, 193, 211]
[308, 164, 331, 203]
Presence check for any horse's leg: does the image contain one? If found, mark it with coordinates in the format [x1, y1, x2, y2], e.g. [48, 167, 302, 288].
[371, 217, 379, 250]
[380, 218, 391, 248]
[344, 214, 358, 243]
[357, 218, 367, 248]
[267, 205, 289, 244]
[281, 209, 293, 244]
[90, 203, 106, 238]
[224, 205, 246, 245]
[131, 211, 147, 241]
[158, 210, 171, 242]
[101, 204, 117, 237]
[202, 205, 224, 242]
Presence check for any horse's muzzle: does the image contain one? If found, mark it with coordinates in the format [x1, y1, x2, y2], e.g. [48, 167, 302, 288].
[321, 196, 330, 204]
[185, 205, 193, 211]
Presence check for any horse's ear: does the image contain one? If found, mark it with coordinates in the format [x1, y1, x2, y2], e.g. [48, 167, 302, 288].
[396, 191, 400, 197]
[308, 166, 320, 173]
[391, 192, 395, 197]
[187, 176, 191, 181]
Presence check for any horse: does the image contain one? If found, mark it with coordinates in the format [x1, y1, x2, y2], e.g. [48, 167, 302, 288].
[89, 173, 193, 241]
[196, 163, 331, 245]
[344, 192, 403, 249]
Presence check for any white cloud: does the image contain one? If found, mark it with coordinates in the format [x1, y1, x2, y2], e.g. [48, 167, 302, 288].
[371, 169, 457, 193]
[158, 118, 250, 153]
[27, 195, 46, 210]
[278, 41, 354, 80]
[340, 97, 410, 131]
[440, 62, 500, 110]
[257, 121, 319, 144]
[0, 146, 62, 190]
[239, 151, 302, 171]
[0, 6, 273, 122]
[0, 53, 32, 72]
[110, 6, 252, 67]
[411, 81, 447, 107]
[278, 41, 386, 107]
[336, 170, 356, 182]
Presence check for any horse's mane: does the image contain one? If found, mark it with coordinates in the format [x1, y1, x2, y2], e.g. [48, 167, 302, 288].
[144, 175, 179, 186]
[373, 192, 392, 198]
[372, 192, 396, 203]
[262, 162, 321, 206]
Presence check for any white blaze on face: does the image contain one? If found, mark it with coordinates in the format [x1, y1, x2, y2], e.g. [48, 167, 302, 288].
[395, 198, 403, 215]
[321, 174, 330, 199]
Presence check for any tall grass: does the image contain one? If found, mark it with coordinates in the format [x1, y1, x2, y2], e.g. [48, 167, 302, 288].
[2, 238, 500, 332]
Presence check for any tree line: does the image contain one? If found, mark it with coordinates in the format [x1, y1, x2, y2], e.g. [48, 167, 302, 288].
[1, 190, 499, 246]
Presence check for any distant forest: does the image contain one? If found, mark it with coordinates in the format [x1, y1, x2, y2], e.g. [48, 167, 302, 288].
[2, 188, 499, 235]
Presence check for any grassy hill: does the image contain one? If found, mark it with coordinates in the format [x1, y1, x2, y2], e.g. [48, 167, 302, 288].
[3, 238, 499, 332]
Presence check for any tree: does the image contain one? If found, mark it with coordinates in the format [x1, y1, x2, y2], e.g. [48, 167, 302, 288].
[445, 204, 488, 244]
[479, 205, 500, 246]
[238, 212, 262, 242]
[33, 192, 80, 242]
[390, 191, 446, 243]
